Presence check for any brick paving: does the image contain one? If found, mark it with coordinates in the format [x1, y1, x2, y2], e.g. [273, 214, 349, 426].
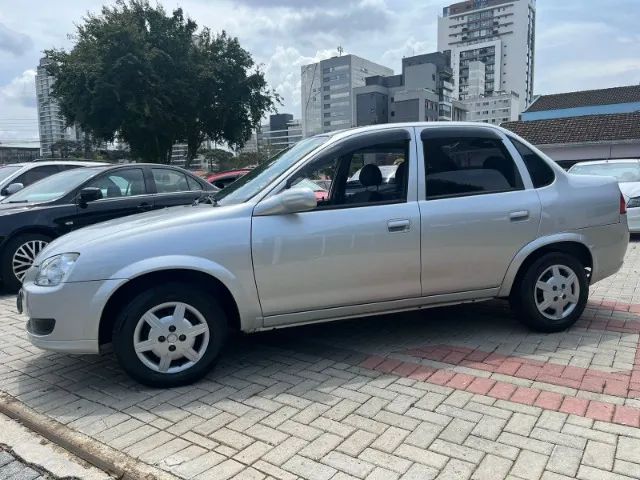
[1, 240, 640, 479]
[0, 446, 53, 480]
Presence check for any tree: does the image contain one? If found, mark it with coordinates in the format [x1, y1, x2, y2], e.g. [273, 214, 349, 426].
[45, 0, 277, 164]
[235, 151, 268, 168]
[202, 148, 234, 171]
[50, 140, 82, 158]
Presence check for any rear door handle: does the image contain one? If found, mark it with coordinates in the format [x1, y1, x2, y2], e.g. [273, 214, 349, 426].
[388, 219, 411, 233]
[509, 210, 529, 221]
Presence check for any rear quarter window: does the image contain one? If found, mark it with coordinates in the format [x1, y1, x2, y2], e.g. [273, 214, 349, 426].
[510, 138, 555, 188]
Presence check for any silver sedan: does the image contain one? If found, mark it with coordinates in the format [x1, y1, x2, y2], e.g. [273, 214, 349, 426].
[19, 123, 629, 387]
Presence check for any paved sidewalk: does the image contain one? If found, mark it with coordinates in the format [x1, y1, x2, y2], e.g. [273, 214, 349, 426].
[1, 240, 640, 480]
[0, 446, 52, 480]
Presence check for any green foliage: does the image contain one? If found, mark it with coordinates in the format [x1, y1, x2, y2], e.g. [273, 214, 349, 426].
[235, 151, 268, 168]
[45, 0, 278, 165]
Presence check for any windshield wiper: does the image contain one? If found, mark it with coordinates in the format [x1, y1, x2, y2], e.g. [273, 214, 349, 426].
[8, 200, 28, 203]
[193, 193, 218, 207]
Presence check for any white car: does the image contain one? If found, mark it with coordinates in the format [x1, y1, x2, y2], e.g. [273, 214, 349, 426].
[568, 159, 640, 232]
[0, 161, 99, 200]
[19, 123, 629, 387]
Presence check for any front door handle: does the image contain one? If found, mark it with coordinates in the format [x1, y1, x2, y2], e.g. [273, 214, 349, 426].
[388, 219, 411, 233]
[509, 210, 529, 221]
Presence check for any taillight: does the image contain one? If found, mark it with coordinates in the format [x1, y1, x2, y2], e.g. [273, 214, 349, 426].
[620, 193, 627, 215]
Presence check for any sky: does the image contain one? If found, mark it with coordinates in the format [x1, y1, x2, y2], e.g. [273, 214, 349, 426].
[0, 0, 639, 146]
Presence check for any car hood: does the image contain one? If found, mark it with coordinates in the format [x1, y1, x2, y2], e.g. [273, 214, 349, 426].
[618, 182, 640, 201]
[38, 203, 252, 261]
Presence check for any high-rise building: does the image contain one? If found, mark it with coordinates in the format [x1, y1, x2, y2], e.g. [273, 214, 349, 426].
[301, 54, 393, 137]
[35, 58, 67, 157]
[437, 0, 536, 112]
[239, 114, 303, 157]
[353, 52, 466, 126]
[35, 57, 88, 157]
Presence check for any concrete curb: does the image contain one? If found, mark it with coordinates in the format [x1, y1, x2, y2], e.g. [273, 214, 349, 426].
[0, 393, 177, 480]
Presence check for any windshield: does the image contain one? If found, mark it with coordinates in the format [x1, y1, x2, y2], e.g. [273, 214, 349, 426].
[215, 136, 329, 205]
[2, 167, 101, 203]
[569, 162, 640, 182]
[0, 165, 22, 184]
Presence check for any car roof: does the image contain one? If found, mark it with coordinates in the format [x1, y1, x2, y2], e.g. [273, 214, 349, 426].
[321, 121, 514, 142]
[2, 160, 108, 168]
[570, 159, 640, 167]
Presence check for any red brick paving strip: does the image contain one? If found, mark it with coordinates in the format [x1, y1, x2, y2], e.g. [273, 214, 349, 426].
[358, 299, 640, 429]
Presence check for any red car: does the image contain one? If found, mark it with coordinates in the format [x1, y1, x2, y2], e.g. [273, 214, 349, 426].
[207, 169, 251, 189]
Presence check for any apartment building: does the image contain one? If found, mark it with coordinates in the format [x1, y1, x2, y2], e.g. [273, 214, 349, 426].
[438, 0, 536, 112]
[301, 55, 393, 137]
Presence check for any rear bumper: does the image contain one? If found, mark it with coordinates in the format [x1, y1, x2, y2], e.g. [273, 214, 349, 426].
[587, 220, 629, 284]
[627, 207, 640, 233]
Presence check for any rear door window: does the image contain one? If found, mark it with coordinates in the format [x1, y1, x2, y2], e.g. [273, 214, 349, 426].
[422, 131, 523, 200]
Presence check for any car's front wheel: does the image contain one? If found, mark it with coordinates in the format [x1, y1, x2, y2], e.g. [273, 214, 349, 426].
[112, 283, 227, 387]
[1, 233, 51, 293]
[511, 252, 588, 332]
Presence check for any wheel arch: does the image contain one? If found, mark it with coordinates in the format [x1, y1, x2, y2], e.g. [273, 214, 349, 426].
[99, 269, 242, 346]
[499, 236, 593, 298]
[1, 226, 58, 252]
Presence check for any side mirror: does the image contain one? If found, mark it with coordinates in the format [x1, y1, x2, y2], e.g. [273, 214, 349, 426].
[78, 187, 102, 207]
[254, 188, 317, 216]
[4, 183, 24, 196]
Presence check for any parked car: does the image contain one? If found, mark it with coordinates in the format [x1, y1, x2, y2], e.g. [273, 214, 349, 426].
[207, 168, 251, 189]
[568, 159, 640, 232]
[0, 161, 99, 200]
[1, 163, 215, 291]
[19, 123, 629, 387]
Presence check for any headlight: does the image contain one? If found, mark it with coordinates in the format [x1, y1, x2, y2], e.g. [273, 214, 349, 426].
[35, 253, 80, 287]
[627, 197, 640, 209]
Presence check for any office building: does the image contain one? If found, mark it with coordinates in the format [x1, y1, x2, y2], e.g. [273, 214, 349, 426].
[35, 57, 88, 158]
[301, 54, 393, 137]
[239, 114, 303, 157]
[35, 58, 67, 157]
[354, 52, 466, 126]
[438, 0, 536, 112]
[258, 114, 303, 156]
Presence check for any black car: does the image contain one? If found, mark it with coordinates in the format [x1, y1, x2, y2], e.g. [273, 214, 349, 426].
[0, 163, 216, 291]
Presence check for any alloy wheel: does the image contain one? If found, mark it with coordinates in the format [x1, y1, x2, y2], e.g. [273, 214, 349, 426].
[133, 302, 210, 374]
[12, 240, 48, 282]
[534, 264, 580, 321]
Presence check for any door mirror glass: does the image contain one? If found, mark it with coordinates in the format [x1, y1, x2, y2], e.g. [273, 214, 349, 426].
[254, 188, 317, 216]
[78, 187, 103, 206]
[5, 183, 24, 195]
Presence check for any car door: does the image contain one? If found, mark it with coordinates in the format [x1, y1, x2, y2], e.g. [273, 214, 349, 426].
[251, 128, 422, 326]
[70, 167, 154, 229]
[150, 167, 205, 208]
[418, 126, 541, 295]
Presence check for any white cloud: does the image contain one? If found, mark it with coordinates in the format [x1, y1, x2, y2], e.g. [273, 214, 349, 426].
[0, 69, 39, 146]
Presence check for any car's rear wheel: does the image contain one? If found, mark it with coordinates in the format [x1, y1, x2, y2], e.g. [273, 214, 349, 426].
[1, 233, 51, 293]
[112, 283, 227, 387]
[511, 252, 588, 332]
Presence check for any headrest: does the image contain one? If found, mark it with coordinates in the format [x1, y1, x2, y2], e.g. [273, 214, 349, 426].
[359, 163, 383, 187]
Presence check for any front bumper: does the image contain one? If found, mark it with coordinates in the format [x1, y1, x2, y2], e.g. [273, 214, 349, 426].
[21, 276, 123, 355]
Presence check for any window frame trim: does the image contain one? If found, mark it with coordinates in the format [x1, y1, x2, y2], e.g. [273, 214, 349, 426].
[417, 126, 533, 202]
[261, 128, 416, 213]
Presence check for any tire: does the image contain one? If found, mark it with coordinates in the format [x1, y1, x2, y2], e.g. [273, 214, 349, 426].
[511, 252, 588, 332]
[1, 233, 51, 293]
[112, 283, 228, 387]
